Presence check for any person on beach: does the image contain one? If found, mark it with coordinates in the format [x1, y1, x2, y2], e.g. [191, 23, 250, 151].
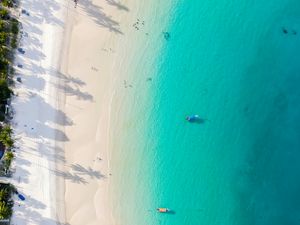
[74, 0, 78, 8]
[282, 27, 288, 34]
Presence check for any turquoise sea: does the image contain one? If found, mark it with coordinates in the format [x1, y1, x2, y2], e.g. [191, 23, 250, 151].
[110, 0, 300, 225]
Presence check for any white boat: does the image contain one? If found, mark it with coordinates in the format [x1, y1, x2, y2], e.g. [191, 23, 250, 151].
[186, 114, 200, 122]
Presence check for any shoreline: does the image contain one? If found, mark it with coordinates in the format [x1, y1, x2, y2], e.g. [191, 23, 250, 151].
[61, 0, 170, 224]
[10, 0, 170, 224]
[60, 0, 151, 223]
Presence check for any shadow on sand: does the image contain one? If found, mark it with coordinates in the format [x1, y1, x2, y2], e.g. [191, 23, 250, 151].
[106, 0, 129, 11]
[11, 0, 109, 224]
[52, 164, 105, 185]
[70, 164, 106, 179]
[81, 0, 124, 34]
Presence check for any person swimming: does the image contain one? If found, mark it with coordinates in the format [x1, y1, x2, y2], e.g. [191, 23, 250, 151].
[163, 32, 170, 40]
[282, 27, 288, 34]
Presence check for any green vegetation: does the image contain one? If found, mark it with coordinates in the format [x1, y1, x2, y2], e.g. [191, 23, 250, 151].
[1, 0, 15, 8]
[0, 1, 19, 123]
[2, 151, 14, 174]
[0, 201, 12, 219]
[0, 125, 14, 175]
[0, 9, 9, 20]
[0, 125, 13, 148]
[4, 151, 13, 162]
[10, 19, 18, 34]
[0, 79, 11, 102]
[0, 0, 20, 220]
[0, 32, 8, 44]
[0, 183, 14, 219]
[10, 18, 18, 49]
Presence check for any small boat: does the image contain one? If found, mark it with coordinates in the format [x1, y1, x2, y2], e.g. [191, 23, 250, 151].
[157, 208, 170, 213]
[186, 114, 200, 122]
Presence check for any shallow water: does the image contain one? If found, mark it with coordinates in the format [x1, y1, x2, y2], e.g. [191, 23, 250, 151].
[110, 1, 300, 224]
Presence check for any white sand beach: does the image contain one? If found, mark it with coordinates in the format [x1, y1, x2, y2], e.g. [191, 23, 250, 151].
[11, 0, 68, 224]
[61, 1, 134, 224]
[10, 0, 149, 224]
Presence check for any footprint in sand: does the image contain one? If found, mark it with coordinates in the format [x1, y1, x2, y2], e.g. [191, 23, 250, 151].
[91, 66, 98, 72]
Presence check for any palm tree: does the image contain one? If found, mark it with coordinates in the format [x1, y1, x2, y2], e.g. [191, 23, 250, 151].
[4, 1, 15, 7]
[0, 125, 13, 148]
[0, 189, 9, 202]
[0, 201, 12, 219]
[4, 151, 13, 161]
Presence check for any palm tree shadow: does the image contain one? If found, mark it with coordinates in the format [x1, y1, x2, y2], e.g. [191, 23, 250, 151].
[70, 164, 106, 179]
[26, 0, 64, 27]
[106, 0, 129, 11]
[55, 71, 86, 87]
[82, 0, 123, 34]
[51, 70, 93, 102]
[54, 170, 88, 184]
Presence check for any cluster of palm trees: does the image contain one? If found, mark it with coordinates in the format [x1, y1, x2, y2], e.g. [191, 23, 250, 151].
[0, 3, 18, 122]
[0, 125, 15, 220]
[0, 0, 18, 221]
